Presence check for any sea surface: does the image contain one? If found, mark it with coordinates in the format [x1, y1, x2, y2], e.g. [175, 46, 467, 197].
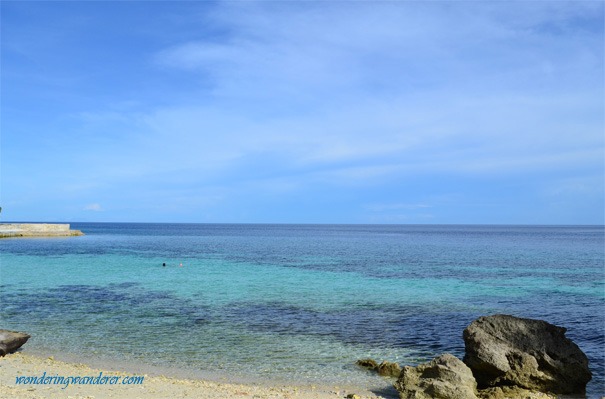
[1, 224, 604, 396]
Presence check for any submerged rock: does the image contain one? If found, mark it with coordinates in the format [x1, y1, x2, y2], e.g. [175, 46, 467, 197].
[0, 329, 30, 356]
[356, 358, 379, 370]
[356, 358, 401, 378]
[394, 353, 478, 399]
[463, 314, 591, 394]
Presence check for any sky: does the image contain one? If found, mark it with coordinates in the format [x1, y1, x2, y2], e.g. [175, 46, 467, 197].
[1, 1, 603, 224]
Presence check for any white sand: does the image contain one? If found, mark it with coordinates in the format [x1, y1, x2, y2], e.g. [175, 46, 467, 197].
[0, 352, 393, 399]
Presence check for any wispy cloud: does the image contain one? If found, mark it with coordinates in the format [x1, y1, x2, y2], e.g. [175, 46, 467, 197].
[2, 1, 602, 223]
[148, 1, 603, 182]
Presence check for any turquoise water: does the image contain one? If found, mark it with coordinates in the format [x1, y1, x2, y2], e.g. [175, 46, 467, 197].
[1, 224, 603, 396]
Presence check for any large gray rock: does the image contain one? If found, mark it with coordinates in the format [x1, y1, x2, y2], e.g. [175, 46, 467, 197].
[0, 329, 30, 356]
[394, 353, 478, 399]
[463, 314, 591, 394]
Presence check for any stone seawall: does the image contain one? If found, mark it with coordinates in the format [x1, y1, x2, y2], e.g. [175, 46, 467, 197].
[0, 223, 84, 238]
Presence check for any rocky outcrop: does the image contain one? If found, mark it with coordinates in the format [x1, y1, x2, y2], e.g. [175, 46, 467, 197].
[0, 329, 30, 356]
[394, 354, 478, 399]
[463, 314, 592, 394]
[391, 315, 592, 399]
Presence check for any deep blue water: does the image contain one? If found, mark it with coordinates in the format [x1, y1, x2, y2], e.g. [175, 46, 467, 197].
[1, 223, 603, 396]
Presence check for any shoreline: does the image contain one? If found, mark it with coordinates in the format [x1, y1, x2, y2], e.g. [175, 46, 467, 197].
[0, 351, 395, 399]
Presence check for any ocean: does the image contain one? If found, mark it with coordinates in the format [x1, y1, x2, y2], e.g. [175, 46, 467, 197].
[1, 223, 603, 396]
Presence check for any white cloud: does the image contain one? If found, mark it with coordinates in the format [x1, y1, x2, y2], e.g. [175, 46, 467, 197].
[84, 203, 103, 212]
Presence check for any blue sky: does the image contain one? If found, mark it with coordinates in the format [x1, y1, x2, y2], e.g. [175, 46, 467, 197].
[1, 1, 603, 224]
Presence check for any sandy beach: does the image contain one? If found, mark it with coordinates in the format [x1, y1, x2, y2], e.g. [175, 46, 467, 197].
[0, 351, 393, 399]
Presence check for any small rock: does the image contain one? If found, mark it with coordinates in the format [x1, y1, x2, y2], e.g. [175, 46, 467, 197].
[0, 329, 30, 356]
[346, 394, 361, 399]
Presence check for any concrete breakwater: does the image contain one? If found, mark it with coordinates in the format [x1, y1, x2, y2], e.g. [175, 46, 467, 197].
[0, 223, 84, 238]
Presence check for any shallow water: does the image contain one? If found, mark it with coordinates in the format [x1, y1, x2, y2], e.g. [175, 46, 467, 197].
[1, 224, 603, 396]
